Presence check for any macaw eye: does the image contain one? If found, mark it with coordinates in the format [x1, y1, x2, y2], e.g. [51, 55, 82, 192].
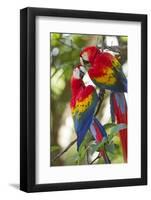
[83, 59, 90, 65]
[80, 56, 90, 69]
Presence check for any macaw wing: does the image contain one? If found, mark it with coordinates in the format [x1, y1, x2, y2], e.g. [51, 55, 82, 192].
[112, 55, 127, 92]
[113, 67, 127, 92]
[89, 54, 127, 92]
[89, 70, 126, 92]
[72, 89, 98, 149]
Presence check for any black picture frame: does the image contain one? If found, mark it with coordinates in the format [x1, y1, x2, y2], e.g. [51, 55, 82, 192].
[20, 7, 147, 192]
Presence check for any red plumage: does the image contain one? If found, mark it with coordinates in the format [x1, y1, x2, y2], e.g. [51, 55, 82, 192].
[93, 122, 110, 164]
[80, 46, 115, 80]
[70, 77, 95, 108]
[111, 93, 127, 162]
[80, 46, 100, 64]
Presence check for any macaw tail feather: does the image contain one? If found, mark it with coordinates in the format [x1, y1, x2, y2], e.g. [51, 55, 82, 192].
[119, 128, 127, 162]
[90, 118, 111, 164]
[110, 92, 127, 162]
[99, 150, 111, 164]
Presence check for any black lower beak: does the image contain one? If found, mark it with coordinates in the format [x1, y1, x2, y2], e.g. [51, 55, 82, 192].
[80, 70, 85, 79]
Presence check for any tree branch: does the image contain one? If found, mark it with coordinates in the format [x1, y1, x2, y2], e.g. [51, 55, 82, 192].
[51, 67, 59, 78]
[86, 148, 90, 164]
[94, 89, 105, 116]
[90, 155, 100, 164]
[52, 138, 77, 163]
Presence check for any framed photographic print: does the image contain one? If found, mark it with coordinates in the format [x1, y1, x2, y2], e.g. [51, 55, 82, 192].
[20, 7, 147, 192]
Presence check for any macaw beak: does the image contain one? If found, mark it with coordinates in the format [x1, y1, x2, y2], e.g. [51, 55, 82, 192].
[80, 56, 84, 66]
[79, 69, 85, 79]
[80, 56, 90, 69]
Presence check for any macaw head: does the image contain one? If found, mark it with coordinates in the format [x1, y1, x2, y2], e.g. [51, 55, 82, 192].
[80, 46, 100, 66]
[72, 64, 87, 80]
[71, 65, 86, 95]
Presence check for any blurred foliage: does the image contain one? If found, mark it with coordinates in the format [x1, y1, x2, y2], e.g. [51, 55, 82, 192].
[50, 33, 128, 166]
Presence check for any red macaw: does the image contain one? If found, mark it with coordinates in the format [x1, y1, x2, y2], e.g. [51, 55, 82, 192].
[80, 46, 127, 162]
[70, 65, 110, 164]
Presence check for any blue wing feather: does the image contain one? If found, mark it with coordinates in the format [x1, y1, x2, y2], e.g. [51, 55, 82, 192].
[93, 118, 107, 138]
[74, 92, 98, 149]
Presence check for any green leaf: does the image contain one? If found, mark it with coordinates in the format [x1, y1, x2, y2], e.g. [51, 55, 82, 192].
[90, 143, 98, 153]
[50, 145, 60, 152]
[104, 123, 116, 130]
[77, 132, 94, 164]
[108, 123, 127, 141]
[104, 123, 126, 134]
[90, 138, 107, 153]
[105, 143, 115, 153]
[110, 123, 126, 134]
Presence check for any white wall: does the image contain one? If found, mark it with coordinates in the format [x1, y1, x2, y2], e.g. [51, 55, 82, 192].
[0, 0, 150, 199]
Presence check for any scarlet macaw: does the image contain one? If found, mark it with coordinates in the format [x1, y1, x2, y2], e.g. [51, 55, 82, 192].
[80, 46, 127, 162]
[70, 65, 110, 164]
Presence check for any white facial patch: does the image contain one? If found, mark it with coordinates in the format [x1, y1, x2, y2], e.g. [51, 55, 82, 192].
[73, 67, 80, 79]
[80, 57, 84, 66]
[82, 52, 88, 61]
